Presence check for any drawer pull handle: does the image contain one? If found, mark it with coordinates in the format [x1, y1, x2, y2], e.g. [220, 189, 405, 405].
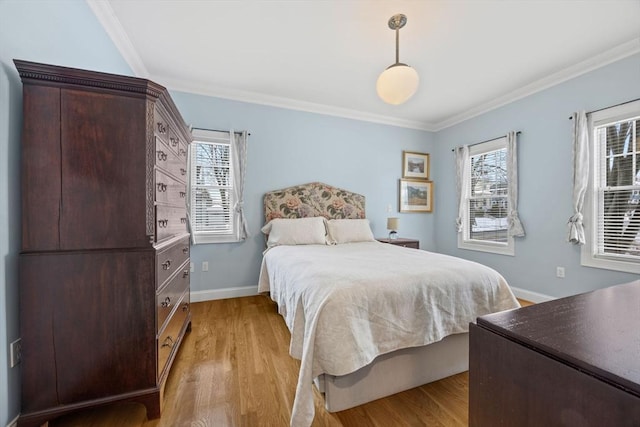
[180, 217, 187, 224]
[158, 219, 168, 228]
[179, 191, 186, 198]
[182, 247, 188, 254]
[161, 296, 172, 307]
[157, 182, 167, 192]
[157, 123, 167, 134]
[170, 137, 179, 147]
[180, 168, 186, 176]
[179, 148, 186, 156]
[183, 270, 189, 278]
[182, 303, 189, 312]
[162, 336, 174, 348]
[162, 260, 171, 270]
[157, 150, 167, 161]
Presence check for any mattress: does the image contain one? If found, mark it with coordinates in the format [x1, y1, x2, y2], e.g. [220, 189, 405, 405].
[258, 241, 519, 426]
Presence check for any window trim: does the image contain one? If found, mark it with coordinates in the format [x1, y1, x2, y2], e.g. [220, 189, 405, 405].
[581, 100, 640, 274]
[458, 136, 515, 256]
[189, 129, 239, 245]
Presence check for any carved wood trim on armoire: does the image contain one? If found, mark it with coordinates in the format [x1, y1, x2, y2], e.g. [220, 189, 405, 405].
[15, 60, 192, 427]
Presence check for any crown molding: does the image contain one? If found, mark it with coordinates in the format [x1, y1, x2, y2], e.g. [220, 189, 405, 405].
[159, 75, 434, 131]
[433, 38, 640, 131]
[88, 2, 638, 133]
[86, 0, 148, 78]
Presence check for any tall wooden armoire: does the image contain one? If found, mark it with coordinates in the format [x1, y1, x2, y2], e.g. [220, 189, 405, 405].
[15, 60, 192, 426]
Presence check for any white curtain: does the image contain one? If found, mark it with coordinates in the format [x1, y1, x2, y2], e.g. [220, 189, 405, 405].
[567, 111, 589, 244]
[455, 145, 470, 232]
[230, 129, 249, 241]
[506, 131, 525, 237]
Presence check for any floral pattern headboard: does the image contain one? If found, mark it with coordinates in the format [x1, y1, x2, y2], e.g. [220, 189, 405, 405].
[264, 182, 366, 223]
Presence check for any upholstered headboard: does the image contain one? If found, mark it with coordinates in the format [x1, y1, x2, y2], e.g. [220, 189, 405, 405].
[264, 182, 366, 223]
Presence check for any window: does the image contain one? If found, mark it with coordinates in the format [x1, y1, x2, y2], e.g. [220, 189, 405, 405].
[582, 100, 640, 273]
[458, 136, 515, 255]
[188, 129, 248, 244]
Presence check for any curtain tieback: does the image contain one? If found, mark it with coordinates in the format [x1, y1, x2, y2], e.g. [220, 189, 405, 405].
[568, 213, 583, 225]
[234, 202, 244, 213]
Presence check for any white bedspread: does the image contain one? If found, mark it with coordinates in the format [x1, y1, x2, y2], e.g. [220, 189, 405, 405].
[258, 242, 520, 427]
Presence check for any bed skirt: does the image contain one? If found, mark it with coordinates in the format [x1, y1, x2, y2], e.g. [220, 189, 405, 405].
[314, 332, 469, 412]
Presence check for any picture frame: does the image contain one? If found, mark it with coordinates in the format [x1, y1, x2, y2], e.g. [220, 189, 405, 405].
[399, 179, 433, 213]
[402, 151, 430, 180]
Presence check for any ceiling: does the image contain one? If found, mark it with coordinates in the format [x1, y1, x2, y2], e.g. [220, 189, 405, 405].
[88, 0, 640, 131]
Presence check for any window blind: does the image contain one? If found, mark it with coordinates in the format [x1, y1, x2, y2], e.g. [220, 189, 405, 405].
[190, 139, 235, 235]
[595, 116, 640, 261]
[468, 146, 509, 244]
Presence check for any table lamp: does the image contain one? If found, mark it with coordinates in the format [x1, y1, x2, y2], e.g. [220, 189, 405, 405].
[387, 217, 399, 240]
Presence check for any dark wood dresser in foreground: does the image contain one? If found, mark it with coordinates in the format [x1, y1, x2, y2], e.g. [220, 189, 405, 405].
[15, 60, 192, 426]
[470, 280, 640, 427]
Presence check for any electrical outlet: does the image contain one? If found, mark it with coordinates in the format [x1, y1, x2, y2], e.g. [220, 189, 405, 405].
[10, 338, 22, 368]
[556, 266, 565, 278]
[202, 261, 209, 272]
[190, 262, 194, 272]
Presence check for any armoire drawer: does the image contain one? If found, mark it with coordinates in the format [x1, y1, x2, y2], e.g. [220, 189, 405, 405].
[154, 108, 170, 144]
[157, 261, 190, 332]
[167, 127, 183, 157]
[155, 206, 188, 242]
[156, 236, 189, 286]
[155, 169, 186, 206]
[177, 142, 188, 160]
[155, 136, 183, 176]
[157, 291, 190, 380]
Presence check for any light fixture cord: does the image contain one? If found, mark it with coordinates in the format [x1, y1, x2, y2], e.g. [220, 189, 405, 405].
[395, 27, 400, 65]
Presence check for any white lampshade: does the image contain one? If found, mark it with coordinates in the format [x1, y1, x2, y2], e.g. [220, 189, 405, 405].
[387, 217, 399, 231]
[376, 64, 419, 105]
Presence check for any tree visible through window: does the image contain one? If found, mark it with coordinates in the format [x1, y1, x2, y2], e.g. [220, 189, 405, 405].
[596, 117, 639, 259]
[469, 148, 508, 243]
[580, 100, 640, 274]
[192, 141, 233, 234]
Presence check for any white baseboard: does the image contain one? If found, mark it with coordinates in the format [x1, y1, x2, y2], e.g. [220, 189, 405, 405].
[510, 286, 555, 304]
[6, 414, 18, 427]
[190, 286, 258, 302]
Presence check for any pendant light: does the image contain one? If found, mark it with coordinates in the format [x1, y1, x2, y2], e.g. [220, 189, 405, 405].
[376, 14, 419, 105]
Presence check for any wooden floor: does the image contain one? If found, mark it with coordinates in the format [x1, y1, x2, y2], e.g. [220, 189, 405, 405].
[51, 296, 532, 427]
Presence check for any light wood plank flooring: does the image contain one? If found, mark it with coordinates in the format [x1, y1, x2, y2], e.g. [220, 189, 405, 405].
[51, 296, 531, 427]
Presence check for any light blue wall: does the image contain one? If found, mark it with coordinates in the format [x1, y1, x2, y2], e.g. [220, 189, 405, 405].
[433, 53, 640, 299]
[1, 0, 638, 422]
[170, 91, 435, 293]
[0, 1, 133, 424]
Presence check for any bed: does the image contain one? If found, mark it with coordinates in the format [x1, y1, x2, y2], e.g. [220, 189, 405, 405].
[257, 182, 520, 427]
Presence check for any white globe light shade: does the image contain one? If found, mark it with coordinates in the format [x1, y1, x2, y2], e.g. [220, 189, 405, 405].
[376, 64, 419, 105]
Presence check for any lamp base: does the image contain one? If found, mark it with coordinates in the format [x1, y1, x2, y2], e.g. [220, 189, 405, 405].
[388, 231, 398, 240]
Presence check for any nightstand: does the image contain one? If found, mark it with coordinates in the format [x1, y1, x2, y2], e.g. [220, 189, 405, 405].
[376, 238, 420, 249]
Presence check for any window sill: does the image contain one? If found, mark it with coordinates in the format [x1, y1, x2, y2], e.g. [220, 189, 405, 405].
[192, 234, 241, 245]
[580, 252, 640, 275]
[458, 239, 514, 256]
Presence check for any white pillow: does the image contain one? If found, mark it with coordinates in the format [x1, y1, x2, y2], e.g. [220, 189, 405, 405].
[327, 219, 375, 244]
[261, 217, 328, 247]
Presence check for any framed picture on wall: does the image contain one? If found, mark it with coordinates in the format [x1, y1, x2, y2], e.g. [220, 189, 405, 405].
[399, 179, 433, 213]
[402, 151, 430, 179]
